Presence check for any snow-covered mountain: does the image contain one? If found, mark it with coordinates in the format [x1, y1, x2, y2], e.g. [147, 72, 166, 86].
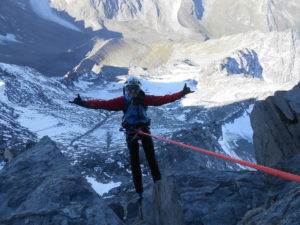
[0, 1, 300, 223]
[50, 0, 300, 40]
[0, 61, 254, 171]
[1, 0, 299, 172]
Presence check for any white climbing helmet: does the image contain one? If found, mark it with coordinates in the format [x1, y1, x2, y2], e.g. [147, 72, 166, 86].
[124, 76, 141, 87]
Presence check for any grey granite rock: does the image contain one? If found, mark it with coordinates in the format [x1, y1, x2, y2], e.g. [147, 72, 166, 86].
[241, 186, 300, 225]
[239, 155, 300, 225]
[151, 176, 185, 225]
[0, 136, 123, 225]
[251, 83, 300, 167]
[175, 170, 268, 225]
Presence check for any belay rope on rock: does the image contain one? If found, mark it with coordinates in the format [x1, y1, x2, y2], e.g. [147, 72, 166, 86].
[135, 130, 300, 183]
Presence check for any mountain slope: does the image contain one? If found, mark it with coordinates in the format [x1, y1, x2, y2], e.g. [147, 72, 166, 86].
[0, 0, 100, 76]
[51, 0, 300, 39]
[0, 1, 300, 224]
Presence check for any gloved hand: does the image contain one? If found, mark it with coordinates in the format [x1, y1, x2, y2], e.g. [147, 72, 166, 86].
[69, 94, 87, 107]
[182, 83, 194, 96]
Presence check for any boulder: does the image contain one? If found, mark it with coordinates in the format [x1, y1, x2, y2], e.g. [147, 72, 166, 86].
[0, 136, 123, 225]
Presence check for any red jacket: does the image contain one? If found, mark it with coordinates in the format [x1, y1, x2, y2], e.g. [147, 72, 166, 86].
[85, 90, 184, 111]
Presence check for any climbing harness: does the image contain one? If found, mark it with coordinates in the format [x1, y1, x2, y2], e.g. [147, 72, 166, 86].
[136, 130, 300, 183]
[120, 126, 147, 143]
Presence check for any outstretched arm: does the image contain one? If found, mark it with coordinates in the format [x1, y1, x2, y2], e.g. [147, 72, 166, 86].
[144, 84, 193, 106]
[70, 94, 124, 111]
[85, 97, 124, 111]
[144, 91, 184, 106]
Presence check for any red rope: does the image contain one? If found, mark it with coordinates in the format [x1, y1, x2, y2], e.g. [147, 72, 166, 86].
[137, 130, 300, 183]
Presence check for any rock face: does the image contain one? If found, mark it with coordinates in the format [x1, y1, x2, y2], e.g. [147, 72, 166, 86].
[0, 136, 123, 225]
[240, 155, 300, 225]
[140, 176, 185, 225]
[152, 177, 185, 225]
[156, 157, 300, 225]
[175, 170, 268, 225]
[96, 155, 300, 225]
[242, 187, 300, 225]
[221, 48, 263, 79]
[251, 83, 300, 167]
[110, 159, 300, 225]
[104, 176, 185, 225]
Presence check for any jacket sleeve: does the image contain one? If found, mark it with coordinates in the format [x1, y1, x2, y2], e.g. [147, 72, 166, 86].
[144, 91, 184, 106]
[84, 96, 124, 111]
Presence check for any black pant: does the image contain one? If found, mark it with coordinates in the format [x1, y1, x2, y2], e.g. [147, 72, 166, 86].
[126, 127, 161, 194]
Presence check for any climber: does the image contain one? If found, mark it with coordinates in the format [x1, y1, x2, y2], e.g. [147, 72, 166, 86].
[70, 76, 193, 199]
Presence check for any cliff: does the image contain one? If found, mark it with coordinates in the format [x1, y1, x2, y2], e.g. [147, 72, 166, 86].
[251, 82, 300, 167]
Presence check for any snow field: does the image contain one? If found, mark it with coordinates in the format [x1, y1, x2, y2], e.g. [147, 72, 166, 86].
[86, 176, 121, 196]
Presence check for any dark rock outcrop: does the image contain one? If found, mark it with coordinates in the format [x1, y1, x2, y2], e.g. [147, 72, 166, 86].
[221, 48, 263, 78]
[103, 157, 300, 225]
[152, 177, 185, 225]
[175, 170, 268, 225]
[0, 136, 123, 225]
[104, 176, 184, 225]
[158, 156, 300, 225]
[240, 155, 300, 225]
[241, 187, 300, 225]
[251, 83, 300, 167]
[139, 176, 185, 225]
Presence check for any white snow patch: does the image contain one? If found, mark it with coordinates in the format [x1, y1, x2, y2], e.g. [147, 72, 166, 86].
[176, 113, 186, 121]
[86, 176, 121, 196]
[105, 158, 115, 163]
[0, 162, 6, 171]
[0, 81, 8, 102]
[222, 105, 254, 143]
[29, 0, 81, 32]
[218, 104, 254, 163]
[117, 161, 125, 168]
[0, 63, 48, 84]
[17, 109, 86, 140]
[0, 33, 20, 44]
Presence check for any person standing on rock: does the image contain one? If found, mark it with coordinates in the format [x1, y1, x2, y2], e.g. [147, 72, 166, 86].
[70, 76, 193, 199]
